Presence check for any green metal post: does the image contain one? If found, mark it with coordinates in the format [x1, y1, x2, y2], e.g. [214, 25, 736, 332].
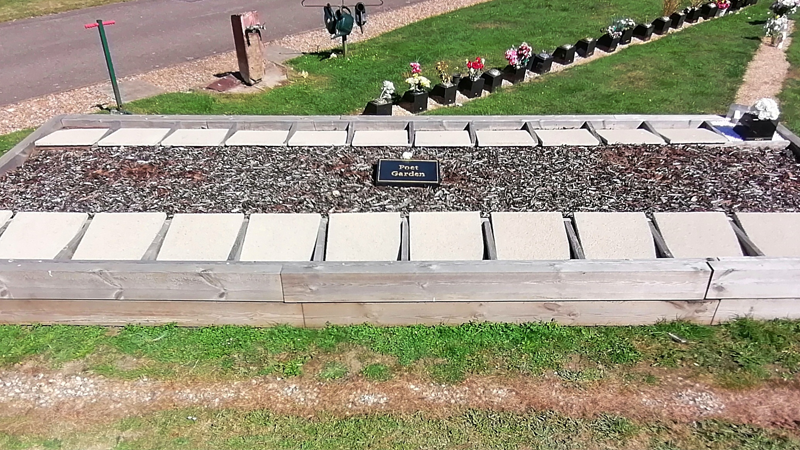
[96, 19, 123, 109]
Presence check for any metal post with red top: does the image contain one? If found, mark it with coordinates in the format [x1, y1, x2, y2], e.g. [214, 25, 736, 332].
[85, 19, 122, 110]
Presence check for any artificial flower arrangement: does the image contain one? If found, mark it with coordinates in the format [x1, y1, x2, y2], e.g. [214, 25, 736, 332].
[734, 97, 781, 140]
[770, 0, 799, 16]
[364, 80, 395, 115]
[431, 60, 458, 104]
[466, 57, 485, 81]
[751, 98, 781, 121]
[716, 0, 731, 10]
[765, 15, 790, 47]
[435, 61, 451, 85]
[375, 80, 395, 104]
[607, 18, 636, 38]
[505, 42, 533, 69]
[405, 62, 431, 92]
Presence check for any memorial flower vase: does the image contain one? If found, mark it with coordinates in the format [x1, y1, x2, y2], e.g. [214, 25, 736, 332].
[459, 77, 485, 98]
[701, 2, 718, 18]
[576, 37, 596, 57]
[431, 83, 457, 105]
[733, 113, 779, 140]
[402, 90, 428, 113]
[482, 69, 505, 92]
[363, 100, 392, 115]
[597, 33, 621, 52]
[531, 53, 554, 74]
[652, 17, 672, 35]
[504, 65, 527, 83]
[553, 45, 576, 65]
[633, 23, 655, 41]
[620, 27, 635, 45]
[670, 12, 686, 28]
[684, 7, 702, 22]
[451, 73, 462, 86]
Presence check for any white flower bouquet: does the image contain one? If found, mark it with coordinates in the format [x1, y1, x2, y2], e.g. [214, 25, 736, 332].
[750, 98, 781, 121]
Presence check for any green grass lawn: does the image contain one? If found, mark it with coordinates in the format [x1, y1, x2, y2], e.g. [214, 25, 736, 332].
[0, 0, 134, 22]
[2, 319, 798, 386]
[3, 409, 799, 450]
[0, 128, 32, 156]
[780, 29, 800, 133]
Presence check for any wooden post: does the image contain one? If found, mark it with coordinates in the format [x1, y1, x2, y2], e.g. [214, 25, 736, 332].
[231, 11, 265, 86]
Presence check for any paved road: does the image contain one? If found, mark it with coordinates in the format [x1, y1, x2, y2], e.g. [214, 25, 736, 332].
[0, 0, 424, 106]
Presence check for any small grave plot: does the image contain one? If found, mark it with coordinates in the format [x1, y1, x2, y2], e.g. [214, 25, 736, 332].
[0, 144, 798, 215]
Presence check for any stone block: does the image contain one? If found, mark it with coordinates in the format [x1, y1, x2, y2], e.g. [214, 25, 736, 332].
[735, 212, 800, 257]
[160, 129, 229, 147]
[225, 130, 289, 146]
[325, 213, 401, 261]
[409, 211, 483, 261]
[414, 130, 472, 147]
[240, 213, 321, 261]
[490, 212, 570, 260]
[534, 129, 600, 147]
[655, 128, 728, 144]
[0, 212, 88, 259]
[35, 129, 109, 147]
[287, 131, 348, 147]
[476, 130, 537, 147]
[97, 128, 172, 147]
[352, 130, 410, 147]
[596, 129, 665, 145]
[653, 212, 741, 258]
[157, 213, 244, 261]
[573, 212, 656, 259]
[72, 213, 167, 261]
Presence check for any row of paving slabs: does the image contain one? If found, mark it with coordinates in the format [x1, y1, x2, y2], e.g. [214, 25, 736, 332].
[0, 210, 796, 262]
[33, 117, 786, 148]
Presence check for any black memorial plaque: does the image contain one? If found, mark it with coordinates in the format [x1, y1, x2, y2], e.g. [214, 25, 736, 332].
[375, 159, 441, 187]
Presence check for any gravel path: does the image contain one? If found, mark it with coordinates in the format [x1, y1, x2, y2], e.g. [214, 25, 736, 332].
[1, 144, 798, 215]
[735, 21, 795, 106]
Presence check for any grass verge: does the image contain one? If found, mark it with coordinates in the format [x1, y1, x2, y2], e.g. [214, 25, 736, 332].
[0, 0, 133, 23]
[780, 27, 800, 133]
[2, 409, 799, 450]
[0, 129, 32, 156]
[1, 319, 798, 386]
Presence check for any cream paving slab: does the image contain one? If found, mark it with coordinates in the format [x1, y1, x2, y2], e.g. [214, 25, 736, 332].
[476, 130, 537, 147]
[573, 212, 656, 259]
[240, 213, 322, 262]
[490, 212, 570, 260]
[287, 131, 348, 147]
[533, 129, 599, 147]
[72, 213, 167, 261]
[325, 212, 401, 261]
[653, 212, 742, 258]
[409, 211, 484, 261]
[157, 213, 244, 261]
[97, 128, 171, 147]
[160, 129, 229, 147]
[351, 130, 410, 147]
[596, 129, 665, 145]
[0, 211, 12, 229]
[0, 212, 88, 259]
[225, 130, 289, 146]
[34, 129, 109, 147]
[735, 212, 800, 257]
[414, 130, 472, 147]
[655, 128, 728, 144]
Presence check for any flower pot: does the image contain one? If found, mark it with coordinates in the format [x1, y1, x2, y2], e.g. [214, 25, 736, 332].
[684, 7, 702, 22]
[553, 44, 576, 65]
[430, 83, 457, 105]
[531, 53, 554, 74]
[504, 65, 527, 83]
[451, 73, 462, 86]
[633, 23, 655, 41]
[576, 38, 596, 57]
[597, 33, 621, 52]
[363, 100, 392, 115]
[670, 12, 686, 28]
[652, 17, 672, 35]
[701, 2, 718, 18]
[620, 28, 635, 45]
[401, 90, 428, 113]
[481, 69, 504, 92]
[459, 77, 485, 98]
[733, 113, 779, 140]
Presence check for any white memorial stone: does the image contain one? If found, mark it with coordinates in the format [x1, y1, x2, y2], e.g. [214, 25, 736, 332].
[476, 130, 537, 147]
[35, 129, 109, 147]
[240, 213, 322, 261]
[160, 129, 229, 147]
[72, 212, 167, 261]
[157, 213, 244, 261]
[287, 131, 348, 147]
[225, 130, 289, 146]
[573, 212, 656, 259]
[0, 212, 88, 259]
[97, 128, 172, 147]
[414, 130, 472, 147]
[533, 129, 600, 147]
[597, 129, 665, 145]
[352, 130, 410, 147]
[409, 211, 483, 261]
[490, 212, 570, 260]
[735, 212, 800, 257]
[326, 212, 401, 261]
